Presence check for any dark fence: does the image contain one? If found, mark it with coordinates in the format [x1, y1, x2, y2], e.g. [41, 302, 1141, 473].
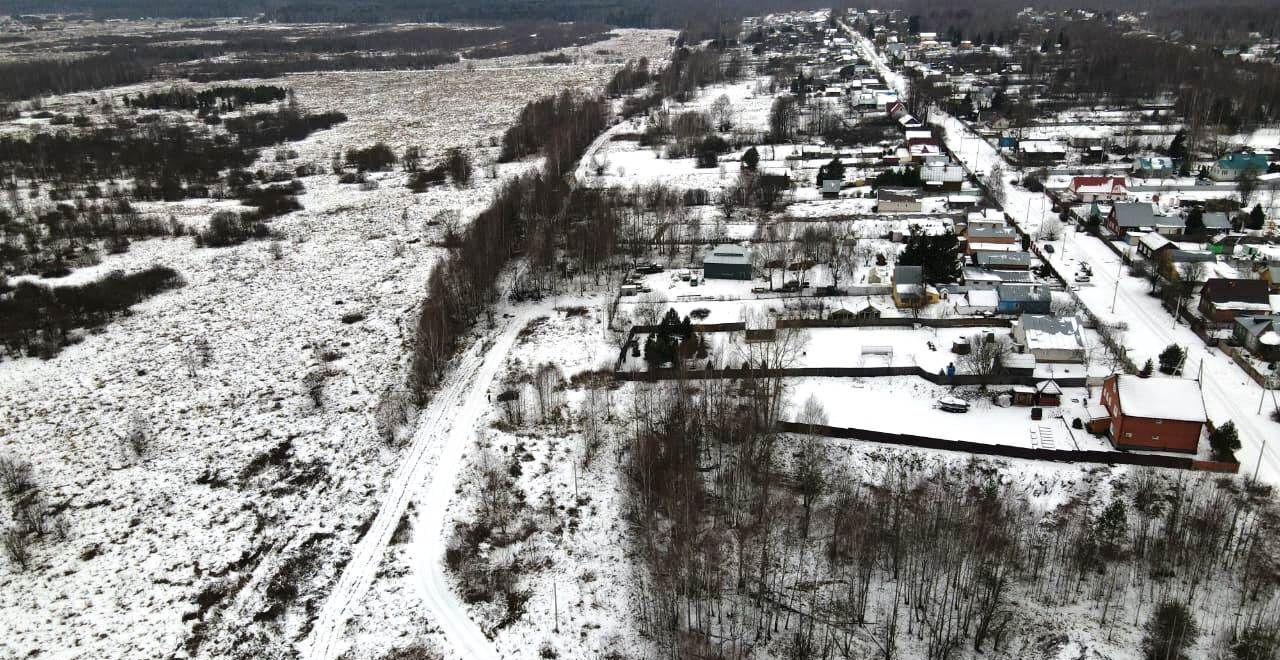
[776, 421, 1239, 473]
[615, 365, 1088, 388]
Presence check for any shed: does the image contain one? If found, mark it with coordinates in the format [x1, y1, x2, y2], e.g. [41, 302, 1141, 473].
[703, 244, 752, 280]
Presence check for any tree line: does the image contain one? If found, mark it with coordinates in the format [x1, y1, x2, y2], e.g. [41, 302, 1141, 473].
[408, 90, 615, 401]
[121, 84, 288, 111]
[0, 265, 183, 358]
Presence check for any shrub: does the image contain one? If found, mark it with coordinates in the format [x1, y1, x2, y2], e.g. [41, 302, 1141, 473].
[2, 527, 30, 571]
[445, 147, 472, 185]
[199, 210, 267, 247]
[408, 165, 448, 192]
[0, 455, 34, 496]
[346, 142, 398, 172]
[1139, 359, 1154, 378]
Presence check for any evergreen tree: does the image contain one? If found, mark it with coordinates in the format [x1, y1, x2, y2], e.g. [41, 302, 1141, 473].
[1158, 343, 1185, 374]
[1142, 601, 1198, 660]
[741, 146, 759, 171]
[1248, 204, 1266, 230]
[1209, 421, 1241, 461]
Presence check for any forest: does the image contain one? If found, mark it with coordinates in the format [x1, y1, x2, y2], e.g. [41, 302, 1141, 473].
[621, 371, 1280, 660]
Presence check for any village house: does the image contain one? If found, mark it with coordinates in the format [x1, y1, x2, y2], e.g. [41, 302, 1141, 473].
[892, 265, 936, 308]
[877, 188, 923, 213]
[1137, 232, 1174, 260]
[1208, 152, 1269, 181]
[1012, 314, 1085, 362]
[1233, 315, 1280, 362]
[1106, 202, 1158, 238]
[995, 283, 1052, 314]
[1098, 374, 1207, 453]
[963, 225, 1018, 253]
[1068, 176, 1128, 203]
[921, 160, 966, 191]
[973, 250, 1031, 270]
[1133, 156, 1175, 178]
[1017, 140, 1067, 165]
[1198, 278, 1272, 324]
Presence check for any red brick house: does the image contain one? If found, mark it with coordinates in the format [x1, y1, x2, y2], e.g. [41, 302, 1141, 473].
[1098, 374, 1207, 453]
[1198, 278, 1272, 325]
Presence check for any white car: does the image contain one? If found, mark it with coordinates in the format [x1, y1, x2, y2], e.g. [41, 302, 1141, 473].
[1074, 274, 1091, 283]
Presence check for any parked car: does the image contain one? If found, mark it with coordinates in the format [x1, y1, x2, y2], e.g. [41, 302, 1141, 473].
[635, 263, 664, 274]
[937, 396, 970, 413]
[1043, 244, 1055, 254]
[1074, 274, 1091, 283]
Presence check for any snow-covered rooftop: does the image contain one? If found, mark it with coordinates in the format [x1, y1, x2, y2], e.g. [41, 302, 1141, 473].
[1114, 374, 1207, 423]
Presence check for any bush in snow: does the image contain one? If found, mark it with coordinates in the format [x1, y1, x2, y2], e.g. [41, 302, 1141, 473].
[2, 527, 30, 571]
[0, 455, 34, 496]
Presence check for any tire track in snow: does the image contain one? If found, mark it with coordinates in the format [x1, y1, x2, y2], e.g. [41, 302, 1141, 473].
[304, 308, 536, 660]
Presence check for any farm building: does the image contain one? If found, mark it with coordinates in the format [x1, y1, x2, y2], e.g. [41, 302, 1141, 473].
[702, 244, 753, 280]
[1098, 374, 1207, 453]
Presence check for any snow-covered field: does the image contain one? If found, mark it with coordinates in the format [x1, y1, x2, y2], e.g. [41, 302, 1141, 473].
[0, 30, 674, 660]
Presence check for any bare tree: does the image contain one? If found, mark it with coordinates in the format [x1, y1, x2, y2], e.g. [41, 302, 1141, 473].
[794, 394, 828, 538]
[1037, 216, 1063, 240]
[533, 362, 564, 423]
[375, 388, 413, 445]
[633, 292, 668, 327]
[2, 527, 30, 571]
[0, 455, 34, 496]
[958, 332, 1011, 389]
[710, 94, 734, 131]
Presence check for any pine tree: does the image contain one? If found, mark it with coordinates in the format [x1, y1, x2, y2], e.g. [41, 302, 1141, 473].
[1158, 344, 1185, 374]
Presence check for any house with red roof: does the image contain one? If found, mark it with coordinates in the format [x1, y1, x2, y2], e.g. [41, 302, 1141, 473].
[1069, 176, 1128, 202]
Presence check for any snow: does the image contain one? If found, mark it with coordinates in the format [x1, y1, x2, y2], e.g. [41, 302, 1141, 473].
[0, 30, 677, 660]
[786, 377, 1107, 452]
[1112, 374, 1208, 423]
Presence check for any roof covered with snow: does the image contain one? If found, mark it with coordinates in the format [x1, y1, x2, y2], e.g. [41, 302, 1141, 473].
[1113, 374, 1207, 423]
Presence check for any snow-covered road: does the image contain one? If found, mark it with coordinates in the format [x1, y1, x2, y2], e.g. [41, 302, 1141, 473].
[304, 304, 542, 660]
[848, 25, 1280, 482]
[407, 302, 550, 660]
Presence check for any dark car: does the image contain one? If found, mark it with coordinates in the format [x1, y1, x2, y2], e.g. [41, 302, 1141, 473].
[1043, 244, 1055, 254]
[635, 263, 664, 274]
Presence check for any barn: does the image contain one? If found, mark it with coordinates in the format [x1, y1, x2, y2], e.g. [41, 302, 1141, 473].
[702, 245, 753, 280]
